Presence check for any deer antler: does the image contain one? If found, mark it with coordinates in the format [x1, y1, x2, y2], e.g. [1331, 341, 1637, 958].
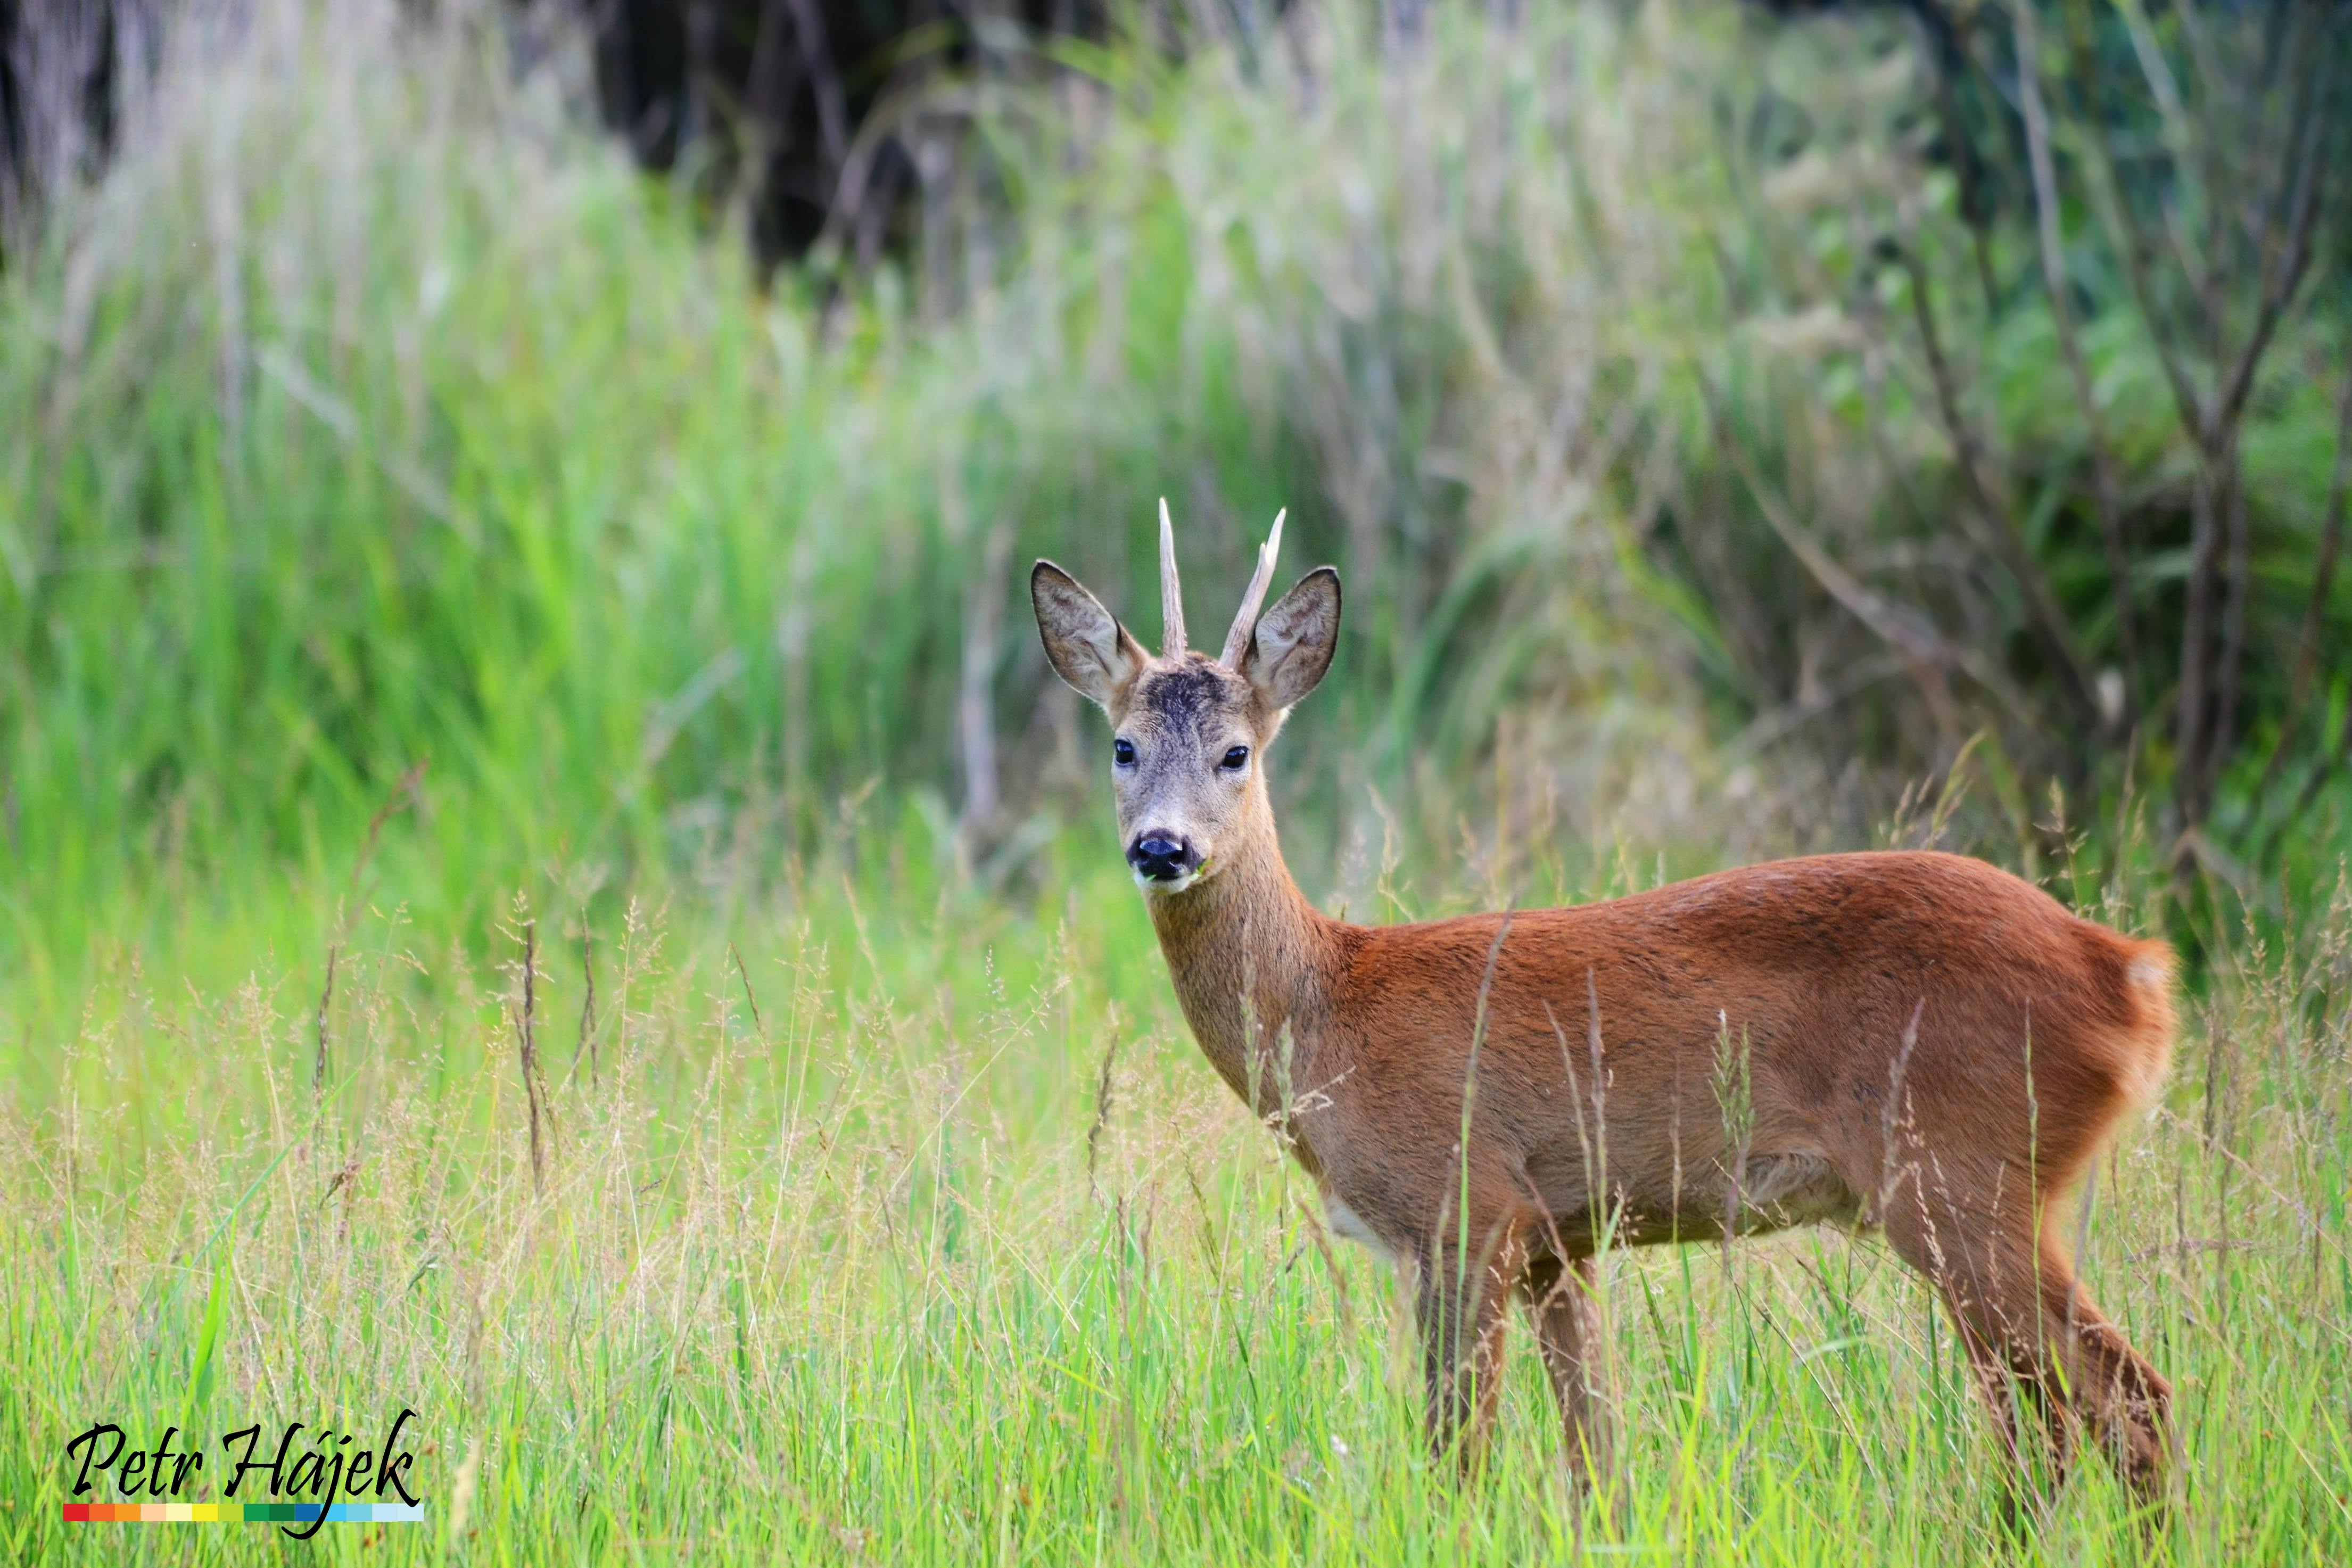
[1219, 509, 1285, 669]
[1159, 498, 1187, 658]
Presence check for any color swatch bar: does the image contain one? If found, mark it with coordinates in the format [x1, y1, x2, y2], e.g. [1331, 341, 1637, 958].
[63, 1501, 425, 1523]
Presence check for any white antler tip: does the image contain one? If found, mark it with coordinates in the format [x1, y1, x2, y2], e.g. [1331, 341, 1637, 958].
[1158, 497, 1186, 657]
[1219, 506, 1288, 668]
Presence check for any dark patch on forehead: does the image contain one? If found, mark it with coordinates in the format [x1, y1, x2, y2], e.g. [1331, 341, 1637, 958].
[1134, 658, 1248, 734]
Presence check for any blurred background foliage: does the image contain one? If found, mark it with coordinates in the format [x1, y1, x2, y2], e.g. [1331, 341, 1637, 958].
[1, 0, 2348, 993]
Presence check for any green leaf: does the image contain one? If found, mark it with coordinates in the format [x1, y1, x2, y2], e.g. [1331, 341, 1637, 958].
[177, 1247, 232, 1436]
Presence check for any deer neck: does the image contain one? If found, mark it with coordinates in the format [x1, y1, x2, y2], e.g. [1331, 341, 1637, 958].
[1143, 810, 1338, 1112]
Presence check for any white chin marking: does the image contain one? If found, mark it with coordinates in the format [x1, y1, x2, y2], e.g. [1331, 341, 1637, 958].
[1135, 870, 1198, 896]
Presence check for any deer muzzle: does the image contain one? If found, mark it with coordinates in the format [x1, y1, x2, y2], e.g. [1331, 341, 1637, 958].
[1127, 833, 1200, 886]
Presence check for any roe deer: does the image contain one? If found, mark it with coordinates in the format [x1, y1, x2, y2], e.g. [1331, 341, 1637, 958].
[1032, 505, 2175, 1503]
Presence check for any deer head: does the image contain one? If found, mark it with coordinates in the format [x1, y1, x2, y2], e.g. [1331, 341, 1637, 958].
[1031, 502, 1340, 895]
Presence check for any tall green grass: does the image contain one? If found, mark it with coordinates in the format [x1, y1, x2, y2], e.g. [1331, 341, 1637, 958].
[9, 0, 2343, 1007]
[4, 833, 2348, 1564]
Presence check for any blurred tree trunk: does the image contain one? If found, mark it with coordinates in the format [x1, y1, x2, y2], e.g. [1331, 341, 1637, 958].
[1, 0, 1102, 268]
[0, 0, 163, 243]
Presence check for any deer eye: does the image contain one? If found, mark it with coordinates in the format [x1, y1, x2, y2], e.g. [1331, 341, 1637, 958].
[1113, 738, 1136, 767]
[1220, 746, 1250, 771]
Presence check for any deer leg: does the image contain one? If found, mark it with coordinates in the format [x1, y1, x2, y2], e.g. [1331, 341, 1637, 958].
[1416, 1238, 1515, 1473]
[1951, 1282, 2074, 1521]
[1884, 1187, 2073, 1506]
[1523, 1253, 1610, 1488]
[1885, 1176, 2171, 1511]
[2033, 1226, 2173, 1505]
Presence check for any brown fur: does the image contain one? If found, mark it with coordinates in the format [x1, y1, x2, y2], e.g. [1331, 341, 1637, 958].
[1032, 545, 2175, 1505]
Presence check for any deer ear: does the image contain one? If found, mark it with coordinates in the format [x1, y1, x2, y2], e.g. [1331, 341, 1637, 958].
[1241, 567, 1341, 712]
[1032, 560, 1145, 708]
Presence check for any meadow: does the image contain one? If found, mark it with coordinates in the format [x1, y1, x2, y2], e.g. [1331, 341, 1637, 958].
[3, 0, 2350, 1561]
[5, 816, 2350, 1564]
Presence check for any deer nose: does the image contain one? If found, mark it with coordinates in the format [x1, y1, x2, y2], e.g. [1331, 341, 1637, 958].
[1128, 833, 1199, 882]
